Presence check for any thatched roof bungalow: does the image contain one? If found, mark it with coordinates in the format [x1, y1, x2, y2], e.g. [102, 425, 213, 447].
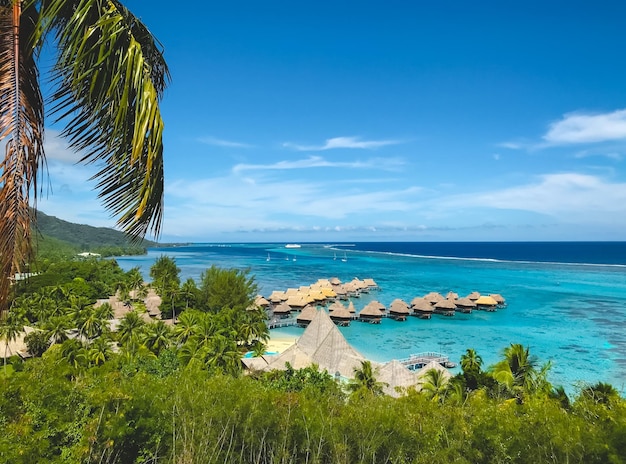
[454, 297, 476, 313]
[388, 298, 410, 321]
[410, 297, 434, 319]
[359, 301, 385, 324]
[475, 295, 498, 311]
[433, 298, 456, 316]
[296, 305, 318, 326]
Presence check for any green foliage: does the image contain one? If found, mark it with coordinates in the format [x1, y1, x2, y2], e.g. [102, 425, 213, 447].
[34, 210, 157, 252]
[24, 330, 51, 357]
[197, 265, 258, 312]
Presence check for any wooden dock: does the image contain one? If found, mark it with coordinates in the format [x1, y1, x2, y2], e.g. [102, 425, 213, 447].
[398, 352, 456, 370]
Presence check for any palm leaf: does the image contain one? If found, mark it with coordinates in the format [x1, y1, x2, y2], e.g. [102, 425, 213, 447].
[0, 1, 45, 317]
[36, 0, 169, 240]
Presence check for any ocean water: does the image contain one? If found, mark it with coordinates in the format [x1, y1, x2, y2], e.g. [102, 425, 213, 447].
[115, 242, 626, 394]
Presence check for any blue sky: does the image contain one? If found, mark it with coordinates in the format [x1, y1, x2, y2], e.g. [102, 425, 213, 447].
[37, 1, 626, 242]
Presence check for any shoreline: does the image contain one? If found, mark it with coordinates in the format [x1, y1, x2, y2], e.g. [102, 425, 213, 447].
[266, 334, 297, 353]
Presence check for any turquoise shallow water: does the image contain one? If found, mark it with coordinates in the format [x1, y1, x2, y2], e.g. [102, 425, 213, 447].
[115, 243, 626, 394]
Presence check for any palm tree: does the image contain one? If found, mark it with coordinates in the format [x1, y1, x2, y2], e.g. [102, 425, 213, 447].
[460, 348, 483, 374]
[0, 0, 169, 318]
[420, 368, 450, 403]
[347, 360, 386, 397]
[0, 312, 25, 372]
[88, 337, 112, 366]
[491, 343, 550, 401]
[141, 320, 172, 355]
[117, 310, 145, 346]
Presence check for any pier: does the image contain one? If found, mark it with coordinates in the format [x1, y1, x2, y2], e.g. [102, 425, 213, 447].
[398, 352, 456, 370]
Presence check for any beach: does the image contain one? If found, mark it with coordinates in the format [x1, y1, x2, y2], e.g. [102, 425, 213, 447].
[266, 334, 297, 354]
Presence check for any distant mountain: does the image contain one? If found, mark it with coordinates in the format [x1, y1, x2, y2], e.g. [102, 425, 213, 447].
[33, 210, 158, 250]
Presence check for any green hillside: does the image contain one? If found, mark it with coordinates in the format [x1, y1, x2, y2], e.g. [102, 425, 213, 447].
[32, 210, 158, 257]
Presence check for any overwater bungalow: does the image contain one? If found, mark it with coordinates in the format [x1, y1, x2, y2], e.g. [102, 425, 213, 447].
[433, 298, 456, 316]
[273, 302, 292, 318]
[445, 291, 459, 300]
[329, 304, 352, 326]
[254, 295, 270, 308]
[475, 295, 498, 311]
[424, 291, 445, 305]
[296, 305, 318, 327]
[454, 297, 476, 313]
[410, 297, 434, 319]
[388, 298, 410, 321]
[359, 301, 385, 324]
[467, 291, 481, 301]
[362, 278, 379, 290]
[489, 293, 506, 307]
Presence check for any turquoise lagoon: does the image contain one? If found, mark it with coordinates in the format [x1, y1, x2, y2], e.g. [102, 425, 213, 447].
[115, 242, 626, 394]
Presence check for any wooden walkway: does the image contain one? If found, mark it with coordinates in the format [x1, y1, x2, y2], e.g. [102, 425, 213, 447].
[398, 352, 456, 370]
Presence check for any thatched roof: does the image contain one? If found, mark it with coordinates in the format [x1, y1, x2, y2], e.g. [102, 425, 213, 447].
[423, 292, 444, 304]
[264, 345, 314, 371]
[273, 302, 292, 314]
[254, 295, 270, 307]
[489, 293, 506, 304]
[378, 360, 419, 398]
[434, 298, 457, 310]
[329, 306, 352, 321]
[283, 309, 367, 378]
[475, 295, 498, 306]
[467, 291, 481, 301]
[388, 299, 410, 315]
[359, 302, 385, 318]
[362, 278, 378, 288]
[269, 291, 287, 303]
[347, 301, 356, 313]
[455, 297, 476, 308]
[445, 291, 459, 300]
[410, 298, 434, 313]
[329, 277, 342, 286]
[296, 305, 318, 323]
[0, 326, 36, 359]
[286, 295, 308, 308]
[328, 301, 346, 312]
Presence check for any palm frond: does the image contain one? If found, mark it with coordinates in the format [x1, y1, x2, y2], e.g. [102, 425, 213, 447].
[38, 0, 170, 240]
[0, 2, 44, 316]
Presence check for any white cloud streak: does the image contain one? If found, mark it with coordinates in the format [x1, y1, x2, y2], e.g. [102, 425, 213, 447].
[283, 136, 401, 151]
[198, 136, 253, 148]
[232, 155, 405, 173]
[544, 109, 626, 144]
[443, 172, 626, 219]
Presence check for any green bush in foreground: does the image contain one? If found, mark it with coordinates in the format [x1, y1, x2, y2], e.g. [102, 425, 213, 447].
[1, 353, 625, 464]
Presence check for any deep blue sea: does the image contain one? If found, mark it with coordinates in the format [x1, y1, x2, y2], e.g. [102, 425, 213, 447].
[115, 242, 626, 394]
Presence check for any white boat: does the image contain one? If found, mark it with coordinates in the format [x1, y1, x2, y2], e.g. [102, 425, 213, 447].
[285, 244, 301, 249]
[341, 252, 347, 262]
[293, 257, 297, 262]
[333, 253, 337, 260]
[266, 253, 270, 262]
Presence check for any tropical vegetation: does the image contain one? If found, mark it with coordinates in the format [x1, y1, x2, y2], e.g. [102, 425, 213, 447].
[0, 0, 169, 317]
[0, 255, 625, 462]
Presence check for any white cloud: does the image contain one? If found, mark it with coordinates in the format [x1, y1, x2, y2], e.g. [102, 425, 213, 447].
[283, 136, 401, 151]
[44, 129, 82, 163]
[232, 155, 404, 173]
[497, 142, 524, 150]
[198, 136, 253, 148]
[444, 172, 626, 219]
[544, 109, 626, 144]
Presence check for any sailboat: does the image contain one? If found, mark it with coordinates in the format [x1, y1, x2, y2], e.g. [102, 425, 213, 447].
[266, 253, 270, 262]
[333, 252, 337, 260]
[341, 252, 347, 262]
